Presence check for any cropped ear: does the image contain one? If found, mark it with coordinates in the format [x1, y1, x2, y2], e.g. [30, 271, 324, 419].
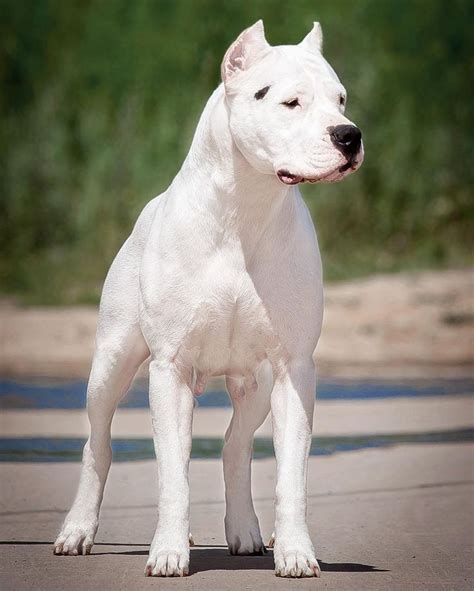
[221, 20, 270, 85]
[299, 22, 323, 53]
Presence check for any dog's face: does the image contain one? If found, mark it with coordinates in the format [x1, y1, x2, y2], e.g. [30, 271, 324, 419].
[222, 21, 364, 185]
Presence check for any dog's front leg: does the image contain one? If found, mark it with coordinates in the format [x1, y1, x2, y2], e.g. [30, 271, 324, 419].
[145, 361, 194, 577]
[271, 360, 321, 578]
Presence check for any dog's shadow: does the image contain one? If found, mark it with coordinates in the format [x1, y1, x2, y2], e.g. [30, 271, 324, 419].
[92, 543, 388, 574]
[0, 541, 388, 575]
[189, 548, 388, 574]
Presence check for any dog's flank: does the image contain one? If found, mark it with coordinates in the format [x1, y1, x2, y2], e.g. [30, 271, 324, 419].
[54, 20, 363, 578]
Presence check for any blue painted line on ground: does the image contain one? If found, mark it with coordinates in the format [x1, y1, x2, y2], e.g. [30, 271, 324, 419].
[0, 378, 473, 409]
[0, 428, 472, 462]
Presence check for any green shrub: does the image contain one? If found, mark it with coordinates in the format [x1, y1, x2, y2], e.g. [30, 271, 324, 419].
[1, 0, 472, 303]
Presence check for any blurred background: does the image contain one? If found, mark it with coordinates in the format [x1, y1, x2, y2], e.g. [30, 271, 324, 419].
[1, 3, 473, 587]
[1, 0, 472, 450]
[1, 0, 473, 304]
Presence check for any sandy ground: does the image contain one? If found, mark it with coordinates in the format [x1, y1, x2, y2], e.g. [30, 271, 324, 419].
[1, 444, 473, 590]
[1, 268, 473, 380]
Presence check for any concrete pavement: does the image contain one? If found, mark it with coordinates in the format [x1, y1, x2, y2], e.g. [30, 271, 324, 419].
[1, 394, 473, 438]
[1, 442, 473, 590]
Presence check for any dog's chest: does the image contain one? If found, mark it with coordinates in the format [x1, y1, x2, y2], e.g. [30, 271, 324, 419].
[187, 262, 278, 377]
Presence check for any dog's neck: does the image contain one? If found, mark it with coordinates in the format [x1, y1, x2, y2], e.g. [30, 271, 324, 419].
[176, 85, 294, 253]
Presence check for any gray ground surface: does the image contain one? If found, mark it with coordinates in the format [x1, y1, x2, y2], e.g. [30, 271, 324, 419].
[1, 443, 473, 590]
[1, 395, 472, 438]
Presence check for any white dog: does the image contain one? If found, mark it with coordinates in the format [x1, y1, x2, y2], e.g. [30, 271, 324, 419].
[54, 20, 363, 578]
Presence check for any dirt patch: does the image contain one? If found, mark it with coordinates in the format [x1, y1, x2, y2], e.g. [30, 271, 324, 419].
[1, 269, 473, 380]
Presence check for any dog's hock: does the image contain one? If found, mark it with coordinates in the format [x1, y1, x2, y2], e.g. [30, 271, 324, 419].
[299, 21, 324, 54]
[221, 20, 270, 84]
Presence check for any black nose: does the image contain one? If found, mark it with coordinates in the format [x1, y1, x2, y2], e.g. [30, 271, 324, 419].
[329, 125, 362, 158]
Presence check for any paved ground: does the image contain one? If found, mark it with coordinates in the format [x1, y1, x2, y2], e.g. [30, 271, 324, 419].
[1, 394, 472, 438]
[1, 442, 473, 590]
[1, 267, 473, 589]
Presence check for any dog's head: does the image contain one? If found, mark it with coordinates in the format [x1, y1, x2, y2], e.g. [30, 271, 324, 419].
[221, 20, 364, 185]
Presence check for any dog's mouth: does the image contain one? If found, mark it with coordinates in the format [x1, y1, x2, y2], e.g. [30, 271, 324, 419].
[276, 170, 304, 185]
[277, 160, 359, 186]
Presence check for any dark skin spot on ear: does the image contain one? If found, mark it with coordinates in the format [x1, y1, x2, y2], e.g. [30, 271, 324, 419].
[254, 86, 270, 100]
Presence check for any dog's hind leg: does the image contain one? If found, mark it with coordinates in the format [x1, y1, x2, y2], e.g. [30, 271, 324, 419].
[223, 360, 273, 555]
[54, 235, 151, 556]
[53, 321, 149, 556]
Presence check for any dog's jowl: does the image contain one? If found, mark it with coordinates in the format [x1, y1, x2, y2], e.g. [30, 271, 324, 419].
[54, 20, 363, 578]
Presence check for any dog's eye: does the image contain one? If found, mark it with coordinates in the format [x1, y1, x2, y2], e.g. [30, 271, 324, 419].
[339, 95, 346, 107]
[254, 86, 270, 100]
[282, 98, 300, 109]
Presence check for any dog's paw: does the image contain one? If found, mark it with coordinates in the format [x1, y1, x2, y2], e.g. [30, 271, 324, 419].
[225, 511, 266, 555]
[53, 516, 98, 556]
[145, 550, 189, 577]
[273, 534, 320, 577]
[145, 531, 190, 577]
[275, 551, 321, 577]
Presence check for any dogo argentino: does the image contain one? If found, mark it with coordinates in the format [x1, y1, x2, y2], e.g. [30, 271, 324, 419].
[54, 20, 363, 578]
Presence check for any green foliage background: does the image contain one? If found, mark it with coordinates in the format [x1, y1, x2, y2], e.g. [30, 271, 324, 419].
[1, 0, 473, 304]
